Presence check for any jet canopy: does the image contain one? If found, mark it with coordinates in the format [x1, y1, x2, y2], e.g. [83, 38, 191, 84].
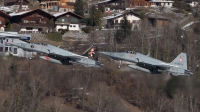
[36, 43, 47, 46]
[126, 51, 137, 54]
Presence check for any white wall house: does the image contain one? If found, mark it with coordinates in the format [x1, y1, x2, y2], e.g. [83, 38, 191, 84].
[188, 2, 198, 7]
[55, 23, 80, 31]
[150, 0, 174, 8]
[0, 32, 32, 58]
[54, 12, 83, 31]
[103, 12, 140, 30]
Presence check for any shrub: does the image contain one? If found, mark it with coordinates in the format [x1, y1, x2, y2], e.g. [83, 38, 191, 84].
[58, 29, 69, 35]
[82, 26, 94, 33]
[45, 32, 62, 42]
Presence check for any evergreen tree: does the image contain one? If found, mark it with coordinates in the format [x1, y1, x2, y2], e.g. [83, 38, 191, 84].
[116, 16, 132, 42]
[74, 0, 84, 17]
[89, 5, 102, 29]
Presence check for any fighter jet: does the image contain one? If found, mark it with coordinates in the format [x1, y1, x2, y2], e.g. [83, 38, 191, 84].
[9, 42, 103, 67]
[99, 51, 193, 76]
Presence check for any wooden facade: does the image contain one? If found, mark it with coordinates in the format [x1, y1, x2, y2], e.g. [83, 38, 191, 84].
[40, 0, 75, 12]
[10, 9, 55, 32]
[126, 0, 151, 8]
[5, 0, 29, 6]
[148, 15, 170, 28]
[54, 12, 83, 31]
[59, 0, 75, 12]
[98, 0, 126, 12]
[40, 0, 59, 11]
[0, 11, 11, 31]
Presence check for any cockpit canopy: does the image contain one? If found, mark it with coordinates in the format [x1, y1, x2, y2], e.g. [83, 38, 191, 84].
[36, 43, 47, 46]
[126, 51, 137, 54]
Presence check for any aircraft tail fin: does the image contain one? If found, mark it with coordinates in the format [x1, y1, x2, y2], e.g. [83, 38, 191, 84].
[170, 53, 187, 69]
[81, 45, 98, 61]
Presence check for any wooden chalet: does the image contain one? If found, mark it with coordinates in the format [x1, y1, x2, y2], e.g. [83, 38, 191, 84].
[98, 0, 126, 13]
[4, 0, 30, 10]
[39, 0, 59, 11]
[9, 9, 55, 33]
[126, 0, 151, 9]
[54, 11, 83, 31]
[59, 0, 75, 12]
[0, 11, 11, 31]
[147, 13, 170, 28]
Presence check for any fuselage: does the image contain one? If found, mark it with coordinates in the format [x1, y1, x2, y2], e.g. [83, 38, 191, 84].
[100, 51, 192, 76]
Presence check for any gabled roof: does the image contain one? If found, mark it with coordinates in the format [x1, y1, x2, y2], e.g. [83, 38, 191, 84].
[5, 0, 29, 4]
[53, 12, 83, 19]
[147, 13, 170, 20]
[103, 11, 140, 20]
[0, 10, 11, 18]
[9, 9, 54, 17]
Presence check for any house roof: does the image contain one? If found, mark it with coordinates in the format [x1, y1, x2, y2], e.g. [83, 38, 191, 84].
[5, 0, 29, 4]
[9, 9, 54, 17]
[0, 10, 11, 18]
[103, 11, 140, 20]
[147, 13, 170, 20]
[53, 12, 83, 19]
[39, 0, 59, 2]
[98, 0, 112, 4]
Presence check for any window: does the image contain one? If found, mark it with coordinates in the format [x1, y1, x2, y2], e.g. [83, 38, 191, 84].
[38, 28, 43, 31]
[62, 19, 64, 22]
[0, 39, 3, 44]
[26, 27, 33, 30]
[0, 47, 3, 52]
[71, 18, 77, 22]
[13, 48, 18, 54]
[5, 47, 8, 52]
[115, 20, 118, 24]
[9, 47, 12, 52]
[61, 2, 65, 6]
[0, 21, 1, 24]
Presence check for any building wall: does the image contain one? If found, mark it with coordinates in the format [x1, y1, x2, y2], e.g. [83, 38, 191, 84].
[55, 14, 81, 31]
[56, 24, 80, 31]
[0, 37, 32, 57]
[156, 19, 168, 28]
[127, 0, 150, 8]
[0, 16, 5, 28]
[113, 15, 140, 24]
[59, 0, 75, 12]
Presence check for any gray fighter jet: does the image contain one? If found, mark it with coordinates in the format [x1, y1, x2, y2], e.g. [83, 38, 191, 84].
[100, 51, 193, 76]
[9, 42, 103, 67]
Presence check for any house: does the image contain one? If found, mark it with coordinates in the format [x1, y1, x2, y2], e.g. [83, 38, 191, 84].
[0, 11, 11, 31]
[53, 11, 83, 31]
[4, 0, 30, 11]
[98, 0, 126, 13]
[9, 9, 55, 33]
[147, 13, 170, 28]
[40, 0, 75, 12]
[102, 11, 140, 29]
[40, 0, 60, 11]
[126, 0, 150, 9]
[0, 31, 32, 57]
[149, 0, 174, 8]
[59, 0, 75, 12]
[188, 2, 198, 7]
